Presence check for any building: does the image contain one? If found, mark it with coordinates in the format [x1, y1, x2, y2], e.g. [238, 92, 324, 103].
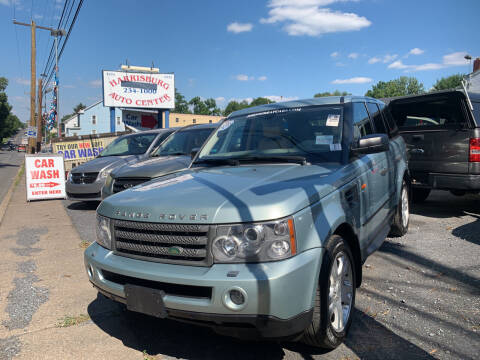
[466, 58, 480, 93]
[63, 100, 223, 136]
[64, 101, 124, 137]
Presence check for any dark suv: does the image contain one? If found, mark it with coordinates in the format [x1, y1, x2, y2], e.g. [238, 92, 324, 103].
[387, 90, 480, 202]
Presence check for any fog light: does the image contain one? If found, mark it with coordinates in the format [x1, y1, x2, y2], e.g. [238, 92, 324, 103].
[223, 287, 248, 311]
[229, 289, 245, 305]
[87, 265, 93, 278]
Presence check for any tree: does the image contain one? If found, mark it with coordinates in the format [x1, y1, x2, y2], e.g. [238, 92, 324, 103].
[314, 90, 351, 97]
[0, 77, 24, 141]
[223, 97, 275, 116]
[73, 103, 86, 113]
[365, 77, 425, 99]
[173, 89, 191, 114]
[189, 96, 221, 115]
[432, 74, 465, 91]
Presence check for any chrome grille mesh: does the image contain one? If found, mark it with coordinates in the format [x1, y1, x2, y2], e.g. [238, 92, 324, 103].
[113, 219, 212, 266]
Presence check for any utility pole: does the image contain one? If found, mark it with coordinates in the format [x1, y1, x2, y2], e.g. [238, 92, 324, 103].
[13, 20, 65, 143]
[36, 77, 43, 151]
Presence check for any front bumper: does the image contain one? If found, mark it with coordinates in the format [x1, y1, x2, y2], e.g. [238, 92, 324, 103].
[66, 179, 105, 201]
[84, 242, 322, 338]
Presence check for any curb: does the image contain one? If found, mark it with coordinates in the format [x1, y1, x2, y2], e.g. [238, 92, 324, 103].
[0, 160, 25, 225]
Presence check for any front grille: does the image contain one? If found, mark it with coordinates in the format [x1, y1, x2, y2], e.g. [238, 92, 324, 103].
[71, 172, 98, 184]
[101, 270, 212, 299]
[113, 177, 151, 193]
[113, 219, 212, 266]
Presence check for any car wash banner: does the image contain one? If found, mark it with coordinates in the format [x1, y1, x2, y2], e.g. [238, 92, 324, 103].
[25, 154, 66, 201]
[102, 70, 175, 109]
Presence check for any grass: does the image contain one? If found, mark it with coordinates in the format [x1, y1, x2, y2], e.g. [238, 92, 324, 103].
[14, 163, 25, 186]
[56, 314, 90, 328]
[142, 350, 156, 360]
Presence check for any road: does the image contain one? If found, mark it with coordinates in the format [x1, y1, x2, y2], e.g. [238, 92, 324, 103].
[0, 131, 25, 205]
[62, 190, 480, 360]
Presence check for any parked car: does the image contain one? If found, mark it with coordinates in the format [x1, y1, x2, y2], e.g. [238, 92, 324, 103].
[101, 124, 217, 198]
[387, 90, 480, 202]
[17, 144, 26, 152]
[85, 96, 409, 349]
[65, 129, 175, 201]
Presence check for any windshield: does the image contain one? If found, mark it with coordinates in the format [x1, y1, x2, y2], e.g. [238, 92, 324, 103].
[153, 128, 214, 156]
[197, 106, 344, 163]
[99, 133, 157, 156]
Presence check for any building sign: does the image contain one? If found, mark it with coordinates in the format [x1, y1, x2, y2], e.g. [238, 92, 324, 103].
[25, 154, 66, 201]
[26, 126, 37, 138]
[122, 110, 158, 130]
[102, 70, 175, 109]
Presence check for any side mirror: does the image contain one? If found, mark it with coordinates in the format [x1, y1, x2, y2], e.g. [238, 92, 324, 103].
[191, 147, 199, 160]
[351, 134, 390, 156]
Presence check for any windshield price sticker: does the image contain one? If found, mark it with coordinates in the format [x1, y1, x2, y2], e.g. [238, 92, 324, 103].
[133, 174, 193, 192]
[330, 143, 342, 151]
[315, 135, 334, 145]
[326, 114, 340, 127]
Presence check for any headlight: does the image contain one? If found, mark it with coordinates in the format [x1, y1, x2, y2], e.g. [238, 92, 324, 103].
[212, 218, 296, 263]
[104, 174, 113, 189]
[95, 214, 112, 249]
[99, 168, 112, 179]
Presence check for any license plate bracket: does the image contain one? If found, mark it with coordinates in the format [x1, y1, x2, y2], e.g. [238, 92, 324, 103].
[124, 284, 167, 318]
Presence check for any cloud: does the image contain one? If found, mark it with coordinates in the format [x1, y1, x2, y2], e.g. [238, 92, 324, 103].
[409, 48, 424, 56]
[33, 14, 43, 19]
[227, 22, 253, 33]
[368, 54, 397, 64]
[63, 84, 75, 89]
[258, 75, 268, 81]
[15, 78, 30, 86]
[348, 52, 359, 59]
[331, 77, 373, 84]
[260, 0, 371, 37]
[89, 80, 102, 87]
[388, 51, 469, 72]
[330, 51, 339, 58]
[0, 0, 18, 6]
[215, 97, 226, 103]
[235, 74, 255, 81]
[335, 62, 346, 67]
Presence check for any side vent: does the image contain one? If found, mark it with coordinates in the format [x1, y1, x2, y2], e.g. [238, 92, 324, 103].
[344, 186, 359, 208]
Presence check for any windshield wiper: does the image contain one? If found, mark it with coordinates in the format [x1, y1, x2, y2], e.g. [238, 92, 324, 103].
[193, 158, 240, 166]
[194, 155, 308, 166]
[234, 155, 308, 165]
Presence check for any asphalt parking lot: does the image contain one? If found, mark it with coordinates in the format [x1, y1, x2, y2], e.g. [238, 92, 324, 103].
[62, 190, 480, 360]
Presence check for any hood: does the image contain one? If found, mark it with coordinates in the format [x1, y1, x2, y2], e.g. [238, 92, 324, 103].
[98, 163, 344, 224]
[71, 155, 141, 173]
[111, 155, 191, 179]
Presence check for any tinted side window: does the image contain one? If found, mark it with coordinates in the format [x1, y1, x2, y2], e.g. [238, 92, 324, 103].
[473, 102, 480, 125]
[382, 106, 399, 135]
[367, 103, 387, 134]
[353, 102, 374, 139]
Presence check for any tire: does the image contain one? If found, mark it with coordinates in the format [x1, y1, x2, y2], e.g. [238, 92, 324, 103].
[302, 235, 356, 349]
[450, 190, 466, 197]
[411, 187, 431, 203]
[389, 180, 410, 237]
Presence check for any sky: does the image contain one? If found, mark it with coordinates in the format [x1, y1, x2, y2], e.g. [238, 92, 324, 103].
[1, 0, 479, 123]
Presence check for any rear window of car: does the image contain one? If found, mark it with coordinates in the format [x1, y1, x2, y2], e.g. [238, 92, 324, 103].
[391, 97, 466, 130]
[473, 102, 480, 125]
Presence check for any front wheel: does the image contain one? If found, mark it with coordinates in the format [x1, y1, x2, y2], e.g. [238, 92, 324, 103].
[302, 235, 356, 349]
[389, 180, 410, 237]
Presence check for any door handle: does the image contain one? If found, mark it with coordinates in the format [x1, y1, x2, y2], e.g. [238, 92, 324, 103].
[380, 168, 388, 176]
[410, 148, 425, 154]
[412, 134, 424, 141]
